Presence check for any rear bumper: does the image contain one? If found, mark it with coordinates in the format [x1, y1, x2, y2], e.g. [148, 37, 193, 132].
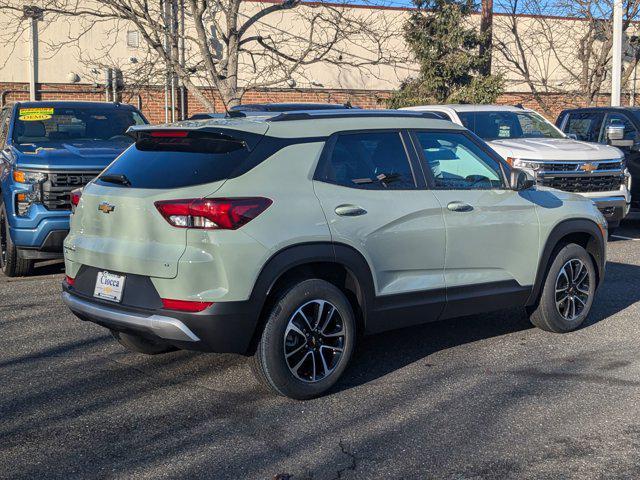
[62, 291, 200, 342]
[62, 285, 260, 354]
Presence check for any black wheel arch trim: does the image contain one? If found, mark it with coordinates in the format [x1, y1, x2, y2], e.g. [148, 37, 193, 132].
[248, 241, 375, 328]
[527, 218, 605, 306]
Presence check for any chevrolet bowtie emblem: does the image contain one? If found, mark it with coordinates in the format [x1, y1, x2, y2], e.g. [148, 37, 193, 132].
[579, 163, 598, 173]
[98, 202, 115, 214]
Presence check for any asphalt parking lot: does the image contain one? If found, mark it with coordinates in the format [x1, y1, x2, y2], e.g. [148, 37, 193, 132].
[3, 225, 640, 480]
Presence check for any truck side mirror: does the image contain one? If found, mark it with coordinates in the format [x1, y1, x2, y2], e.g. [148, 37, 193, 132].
[606, 125, 634, 147]
[510, 168, 535, 191]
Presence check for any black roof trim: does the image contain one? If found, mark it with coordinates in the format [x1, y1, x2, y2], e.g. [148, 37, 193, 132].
[266, 110, 443, 122]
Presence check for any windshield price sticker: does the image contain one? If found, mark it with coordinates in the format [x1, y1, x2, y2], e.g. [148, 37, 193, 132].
[19, 107, 54, 122]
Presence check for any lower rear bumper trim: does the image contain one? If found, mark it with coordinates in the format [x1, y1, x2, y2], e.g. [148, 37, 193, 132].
[62, 291, 200, 342]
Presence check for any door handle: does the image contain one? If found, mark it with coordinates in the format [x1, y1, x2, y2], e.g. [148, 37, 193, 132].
[447, 201, 474, 212]
[335, 204, 367, 217]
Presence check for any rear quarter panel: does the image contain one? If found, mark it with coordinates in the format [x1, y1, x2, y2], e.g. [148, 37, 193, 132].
[149, 141, 332, 303]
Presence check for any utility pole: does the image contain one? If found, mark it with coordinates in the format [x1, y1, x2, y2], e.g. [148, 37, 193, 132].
[479, 0, 493, 76]
[612, 0, 623, 106]
[23, 5, 43, 102]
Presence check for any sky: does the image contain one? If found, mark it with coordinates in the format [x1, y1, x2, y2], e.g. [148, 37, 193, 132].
[342, 0, 621, 19]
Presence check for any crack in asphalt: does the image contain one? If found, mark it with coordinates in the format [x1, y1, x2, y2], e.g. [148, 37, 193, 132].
[334, 440, 357, 480]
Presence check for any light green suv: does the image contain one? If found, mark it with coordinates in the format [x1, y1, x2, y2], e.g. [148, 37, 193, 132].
[62, 110, 607, 399]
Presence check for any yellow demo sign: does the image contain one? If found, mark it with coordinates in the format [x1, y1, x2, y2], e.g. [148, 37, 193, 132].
[18, 107, 54, 122]
[19, 113, 52, 121]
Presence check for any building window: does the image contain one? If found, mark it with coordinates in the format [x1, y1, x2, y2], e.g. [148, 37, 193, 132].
[126, 30, 140, 48]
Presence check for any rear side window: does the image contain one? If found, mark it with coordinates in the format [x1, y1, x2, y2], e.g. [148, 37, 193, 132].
[316, 131, 416, 190]
[563, 112, 604, 142]
[96, 130, 253, 189]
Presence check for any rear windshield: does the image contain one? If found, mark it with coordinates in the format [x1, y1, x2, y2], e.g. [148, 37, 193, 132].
[12, 106, 146, 145]
[95, 131, 254, 189]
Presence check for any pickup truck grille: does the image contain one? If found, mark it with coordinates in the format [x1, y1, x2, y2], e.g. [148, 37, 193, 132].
[41, 171, 100, 211]
[537, 160, 625, 193]
[542, 160, 624, 172]
[541, 174, 624, 193]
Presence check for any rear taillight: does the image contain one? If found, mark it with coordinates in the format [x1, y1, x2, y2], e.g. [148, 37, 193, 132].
[161, 298, 213, 312]
[70, 188, 82, 213]
[65, 275, 75, 286]
[154, 198, 272, 230]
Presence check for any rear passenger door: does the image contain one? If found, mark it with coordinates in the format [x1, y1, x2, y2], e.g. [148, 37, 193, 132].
[313, 130, 446, 327]
[411, 130, 540, 318]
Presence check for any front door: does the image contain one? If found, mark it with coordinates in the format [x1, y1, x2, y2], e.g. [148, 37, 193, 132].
[600, 112, 640, 206]
[411, 130, 540, 319]
[313, 130, 446, 331]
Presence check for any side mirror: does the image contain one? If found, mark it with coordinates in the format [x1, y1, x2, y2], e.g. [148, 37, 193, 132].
[606, 124, 634, 147]
[606, 124, 625, 141]
[510, 168, 535, 191]
[566, 133, 578, 140]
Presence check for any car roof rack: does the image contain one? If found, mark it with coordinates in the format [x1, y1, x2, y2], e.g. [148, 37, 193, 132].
[266, 110, 443, 122]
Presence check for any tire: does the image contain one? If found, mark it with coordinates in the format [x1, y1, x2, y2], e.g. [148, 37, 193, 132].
[528, 243, 596, 333]
[0, 200, 33, 277]
[251, 279, 356, 400]
[110, 330, 177, 355]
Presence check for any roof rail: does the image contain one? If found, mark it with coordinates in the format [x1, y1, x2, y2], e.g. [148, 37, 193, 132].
[267, 111, 442, 122]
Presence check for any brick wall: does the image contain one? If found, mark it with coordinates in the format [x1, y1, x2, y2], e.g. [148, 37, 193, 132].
[1, 81, 635, 124]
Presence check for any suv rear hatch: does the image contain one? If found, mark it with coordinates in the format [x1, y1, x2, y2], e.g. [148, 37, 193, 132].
[69, 125, 269, 279]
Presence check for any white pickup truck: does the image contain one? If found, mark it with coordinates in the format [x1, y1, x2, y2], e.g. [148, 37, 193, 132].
[403, 104, 631, 229]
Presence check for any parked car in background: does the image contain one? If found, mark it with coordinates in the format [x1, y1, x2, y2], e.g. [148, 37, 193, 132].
[0, 101, 148, 276]
[556, 106, 640, 215]
[62, 109, 606, 399]
[229, 102, 358, 113]
[402, 105, 630, 230]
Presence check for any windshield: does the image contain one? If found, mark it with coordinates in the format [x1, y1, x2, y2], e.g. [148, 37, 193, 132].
[12, 106, 146, 145]
[458, 111, 564, 141]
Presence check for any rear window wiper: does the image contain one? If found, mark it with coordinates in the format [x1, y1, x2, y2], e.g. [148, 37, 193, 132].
[99, 173, 132, 187]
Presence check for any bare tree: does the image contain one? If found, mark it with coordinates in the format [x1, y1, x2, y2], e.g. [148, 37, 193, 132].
[493, 0, 640, 115]
[0, 0, 406, 110]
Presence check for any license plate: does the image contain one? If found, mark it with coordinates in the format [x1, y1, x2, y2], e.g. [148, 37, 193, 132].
[94, 271, 126, 303]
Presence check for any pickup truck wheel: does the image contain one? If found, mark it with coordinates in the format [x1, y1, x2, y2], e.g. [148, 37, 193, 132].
[0, 202, 33, 277]
[528, 243, 596, 333]
[110, 330, 177, 355]
[251, 279, 355, 400]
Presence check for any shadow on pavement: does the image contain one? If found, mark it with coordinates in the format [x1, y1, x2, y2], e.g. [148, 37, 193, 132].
[337, 260, 640, 392]
[32, 259, 65, 276]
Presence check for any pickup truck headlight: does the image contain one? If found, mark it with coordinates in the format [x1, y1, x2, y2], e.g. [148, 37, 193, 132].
[507, 158, 542, 171]
[13, 170, 47, 184]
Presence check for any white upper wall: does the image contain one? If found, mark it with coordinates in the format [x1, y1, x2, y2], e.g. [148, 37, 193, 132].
[0, 1, 636, 94]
